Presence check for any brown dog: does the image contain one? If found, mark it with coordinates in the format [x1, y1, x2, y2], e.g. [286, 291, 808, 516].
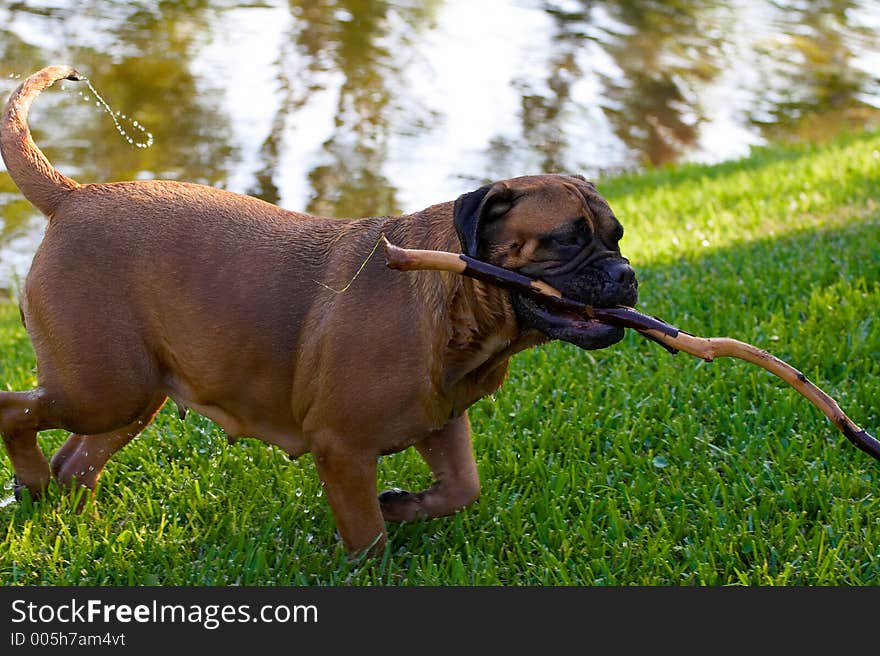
[0, 65, 637, 556]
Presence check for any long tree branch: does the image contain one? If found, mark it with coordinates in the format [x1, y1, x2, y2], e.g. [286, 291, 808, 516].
[382, 237, 880, 463]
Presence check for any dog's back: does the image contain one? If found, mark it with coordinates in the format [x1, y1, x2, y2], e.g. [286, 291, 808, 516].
[26, 179, 333, 435]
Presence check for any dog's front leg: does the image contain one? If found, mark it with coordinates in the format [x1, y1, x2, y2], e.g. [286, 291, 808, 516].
[379, 413, 481, 522]
[311, 434, 385, 557]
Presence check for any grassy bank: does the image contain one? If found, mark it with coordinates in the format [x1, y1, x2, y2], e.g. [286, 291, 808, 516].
[1, 131, 878, 585]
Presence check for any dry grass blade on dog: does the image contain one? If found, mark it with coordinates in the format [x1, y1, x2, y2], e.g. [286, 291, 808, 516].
[1, 65, 643, 557]
[382, 238, 880, 463]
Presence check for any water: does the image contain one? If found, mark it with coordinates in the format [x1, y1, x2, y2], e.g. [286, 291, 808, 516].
[78, 79, 154, 149]
[1, 0, 879, 290]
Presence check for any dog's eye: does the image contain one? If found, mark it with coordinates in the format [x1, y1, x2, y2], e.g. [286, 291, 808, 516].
[553, 233, 581, 247]
[549, 218, 588, 247]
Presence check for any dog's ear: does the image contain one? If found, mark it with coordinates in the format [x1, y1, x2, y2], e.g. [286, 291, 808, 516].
[453, 182, 514, 257]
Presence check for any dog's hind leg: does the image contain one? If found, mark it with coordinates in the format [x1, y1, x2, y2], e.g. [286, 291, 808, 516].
[51, 394, 166, 495]
[0, 388, 55, 498]
[379, 413, 481, 522]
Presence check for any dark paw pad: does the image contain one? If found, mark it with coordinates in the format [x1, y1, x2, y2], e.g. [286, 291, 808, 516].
[379, 488, 426, 522]
[378, 488, 413, 505]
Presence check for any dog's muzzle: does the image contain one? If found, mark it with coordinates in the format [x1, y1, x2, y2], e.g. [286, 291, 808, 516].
[513, 257, 639, 350]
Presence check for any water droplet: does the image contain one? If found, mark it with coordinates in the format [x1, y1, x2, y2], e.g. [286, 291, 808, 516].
[23, 408, 29, 414]
[295, 488, 303, 497]
[88, 465, 95, 472]
[78, 78, 154, 149]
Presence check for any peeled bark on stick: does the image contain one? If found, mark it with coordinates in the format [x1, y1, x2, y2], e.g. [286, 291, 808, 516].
[382, 237, 880, 463]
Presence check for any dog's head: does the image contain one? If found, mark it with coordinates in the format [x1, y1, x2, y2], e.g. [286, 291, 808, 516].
[453, 174, 638, 350]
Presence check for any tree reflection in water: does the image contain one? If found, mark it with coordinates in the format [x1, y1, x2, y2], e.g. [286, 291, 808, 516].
[1, 0, 878, 287]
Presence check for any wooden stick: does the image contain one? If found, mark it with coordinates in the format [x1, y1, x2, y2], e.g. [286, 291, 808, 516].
[382, 237, 880, 463]
[382, 239, 679, 337]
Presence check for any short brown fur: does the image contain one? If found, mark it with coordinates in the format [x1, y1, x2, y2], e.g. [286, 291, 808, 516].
[0, 66, 635, 556]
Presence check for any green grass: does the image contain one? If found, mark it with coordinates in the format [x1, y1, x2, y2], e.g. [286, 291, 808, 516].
[2, 131, 879, 585]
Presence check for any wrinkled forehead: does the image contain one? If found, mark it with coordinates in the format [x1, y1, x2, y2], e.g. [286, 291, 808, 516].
[505, 176, 620, 235]
[572, 183, 621, 234]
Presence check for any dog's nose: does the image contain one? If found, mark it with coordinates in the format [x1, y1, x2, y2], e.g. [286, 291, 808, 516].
[605, 260, 636, 286]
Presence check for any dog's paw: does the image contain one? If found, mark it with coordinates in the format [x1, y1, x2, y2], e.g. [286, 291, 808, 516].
[12, 475, 23, 502]
[11, 475, 35, 502]
[10, 474, 51, 503]
[379, 487, 425, 522]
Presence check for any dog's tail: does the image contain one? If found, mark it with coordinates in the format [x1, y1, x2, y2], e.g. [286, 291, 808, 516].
[1, 65, 84, 219]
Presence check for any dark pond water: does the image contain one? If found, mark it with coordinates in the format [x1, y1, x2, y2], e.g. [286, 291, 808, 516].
[1, 0, 879, 288]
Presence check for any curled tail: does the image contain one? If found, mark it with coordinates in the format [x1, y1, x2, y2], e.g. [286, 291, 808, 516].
[1, 65, 84, 219]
